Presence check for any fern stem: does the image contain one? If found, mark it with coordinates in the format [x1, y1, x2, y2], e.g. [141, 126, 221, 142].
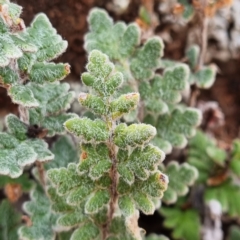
[190, 1, 209, 107]
[198, 17, 208, 68]
[36, 161, 46, 188]
[18, 105, 29, 124]
[102, 121, 119, 240]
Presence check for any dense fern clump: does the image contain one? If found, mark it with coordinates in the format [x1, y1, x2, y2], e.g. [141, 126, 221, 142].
[2, 1, 238, 240]
[47, 50, 168, 239]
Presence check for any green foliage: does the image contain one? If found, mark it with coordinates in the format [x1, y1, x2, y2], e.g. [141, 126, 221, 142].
[145, 234, 169, 240]
[28, 62, 70, 84]
[8, 84, 39, 107]
[0, 114, 54, 178]
[139, 6, 151, 25]
[161, 162, 198, 204]
[17, 13, 68, 79]
[81, 50, 123, 96]
[6, 114, 28, 140]
[78, 143, 111, 178]
[22, 13, 67, 61]
[0, 200, 21, 240]
[186, 45, 217, 89]
[110, 93, 140, 119]
[47, 50, 168, 239]
[0, 13, 75, 234]
[149, 107, 202, 154]
[107, 214, 145, 240]
[160, 203, 200, 240]
[0, 173, 33, 192]
[130, 37, 163, 81]
[114, 123, 156, 148]
[65, 117, 109, 143]
[28, 82, 76, 136]
[0, 9, 70, 108]
[85, 190, 110, 214]
[0, 136, 36, 178]
[0, 66, 18, 85]
[85, 8, 201, 157]
[0, 2, 223, 240]
[85, 8, 140, 62]
[18, 186, 59, 240]
[139, 65, 189, 115]
[0, 0, 22, 25]
[45, 136, 79, 170]
[230, 140, 240, 177]
[0, 20, 23, 66]
[118, 171, 168, 215]
[47, 184, 110, 240]
[117, 144, 165, 181]
[187, 130, 226, 183]
[84, 7, 193, 111]
[188, 131, 240, 217]
[85, 8, 163, 83]
[162, 45, 217, 89]
[70, 222, 99, 240]
[185, 45, 199, 70]
[57, 232, 73, 240]
[228, 226, 240, 240]
[47, 145, 110, 237]
[177, 0, 195, 20]
[26, 137, 78, 238]
[205, 180, 240, 217]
